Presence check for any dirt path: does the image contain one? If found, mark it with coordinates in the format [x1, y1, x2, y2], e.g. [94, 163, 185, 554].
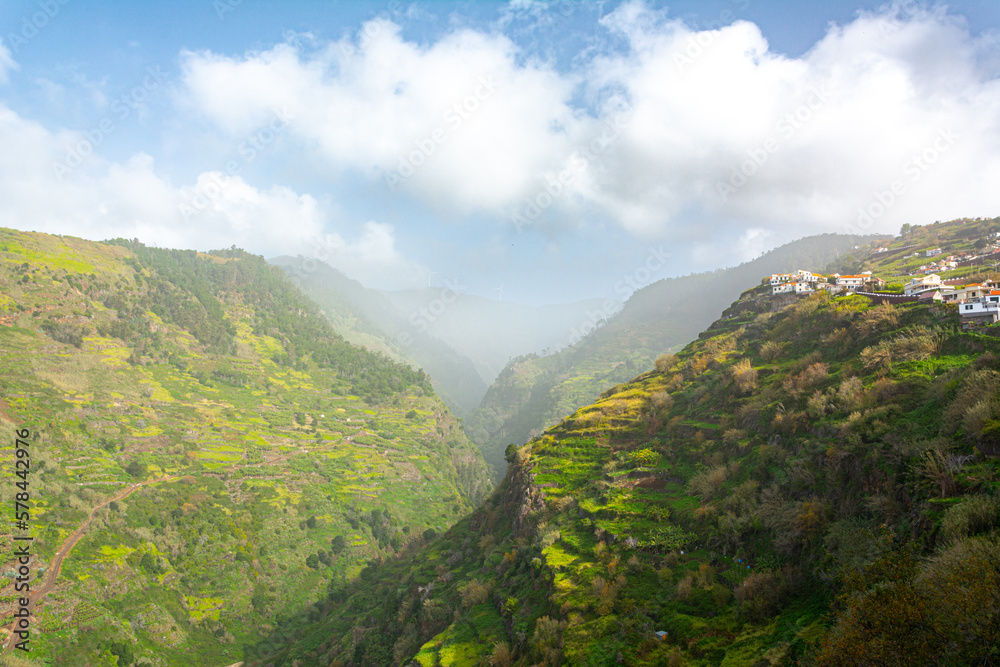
[1, 477, 176, 653]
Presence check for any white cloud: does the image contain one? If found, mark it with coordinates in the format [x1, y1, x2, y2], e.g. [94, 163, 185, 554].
[180, 20, 586, 215]
[585, 1, 1000, 248]
[0, 103, 424, 288]
[179, 1, 1000, 258]
[0, 38, 18, 84]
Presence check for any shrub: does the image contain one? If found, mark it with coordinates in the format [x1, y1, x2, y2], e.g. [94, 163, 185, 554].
[837, 376, 864, 410]
[784, 362, 829, 394]
[853, 302, 900, 338]
[532, 616, 567, 666]
[655, 354, 679, 373]
[860, 329, 939, 373]
[760, 340, 783, 362]
[807, 390, 832, 418]
[649, 390, 673, 412]
[688, 465, 728, 502]
[733, 568, 794, 622]
[460, 579, 490, 608]
[963, 399, 998, 440]
[941, 495, 1000, 543]
[731, 358, 758, 395]
[490, 641, 512, 667]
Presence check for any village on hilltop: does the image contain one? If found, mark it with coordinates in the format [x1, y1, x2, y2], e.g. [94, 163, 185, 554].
[764, 220, 1000, 327]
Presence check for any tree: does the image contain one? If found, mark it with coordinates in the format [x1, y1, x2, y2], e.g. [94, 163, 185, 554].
[331, 534, 347, 554]
[504, 444, 519, 464]
[125, 460, 145, 479]
[105, 640, 134, 666]
[305, 553, 319, 569]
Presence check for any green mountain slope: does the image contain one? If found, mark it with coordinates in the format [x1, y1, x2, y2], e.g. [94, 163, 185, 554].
[0, 229, 491, 664]
[270, 256, 489, 417]
[271, 256, 624, 418]
[466, 233, 875, 477]
[270, 265, 1000, 666]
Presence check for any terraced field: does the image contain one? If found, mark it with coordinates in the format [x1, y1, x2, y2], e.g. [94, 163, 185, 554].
[0, 228, 491, 664]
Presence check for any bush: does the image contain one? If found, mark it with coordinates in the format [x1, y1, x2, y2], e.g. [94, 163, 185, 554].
[460, 579, 490, 608]
[532, 616, 567, 666]
[853, 302, 900, 338]
[733, 568, 794, 622]
[760, 340, 783, 362]
[688, 465, 728, 502]
[731, 358, 758, 395]
[655, 354, 679, 373]
[860, 330, 939, 373]
[490, 640, 513, 667]
[941, 495, 1000, 543]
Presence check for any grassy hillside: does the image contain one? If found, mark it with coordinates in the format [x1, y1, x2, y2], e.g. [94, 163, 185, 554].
[269, 278, 1000, 666]
[270, 256, 489, 417]
[0, 229, 492, 664]
[824, 216, 1000, 282]
[466, 233, 875, 477]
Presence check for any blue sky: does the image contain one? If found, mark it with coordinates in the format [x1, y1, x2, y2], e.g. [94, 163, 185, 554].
[2, 1, 1000, 305]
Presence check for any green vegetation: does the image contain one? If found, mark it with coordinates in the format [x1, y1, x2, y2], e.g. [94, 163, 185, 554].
[466, 233, 876, 477]
[0, 228, 491, 663]
[271, 222, 1000, 665]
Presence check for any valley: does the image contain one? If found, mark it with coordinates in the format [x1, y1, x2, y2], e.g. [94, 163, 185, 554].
[1, 218, 999, 666]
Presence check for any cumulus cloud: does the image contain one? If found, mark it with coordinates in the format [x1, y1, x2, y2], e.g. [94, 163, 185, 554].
[180, 20, 588, 214]
[0, 103, 424, 287]
[179, 1, 1000, 261]
[584, 1, 1000, 249]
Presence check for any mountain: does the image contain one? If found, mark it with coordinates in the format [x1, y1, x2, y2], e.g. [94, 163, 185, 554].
[375, 289, 622, 385]
[269, 253, 1000, 666]
[270, 256, 622, 417]
[0, 229, 492, 664]
[270, 256, 489, 417]
[465, 233, 876, 477]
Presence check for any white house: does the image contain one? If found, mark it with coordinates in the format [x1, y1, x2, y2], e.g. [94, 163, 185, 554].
[947, 283, 991, 302]
[904, 274, 942, 296]
[794, 281, 815, 294]
[769, 273, 793, 286]
[959, 300, 1000, 320]
[772, 282, 796, 295]
[796, 270, 824, 283]
[836, 275, 866, 290]
[926, 248, 942, 257]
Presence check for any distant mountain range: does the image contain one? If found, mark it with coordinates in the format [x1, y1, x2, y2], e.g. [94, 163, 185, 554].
[271, 256, 621, 416]
[464, 233, 877, 475]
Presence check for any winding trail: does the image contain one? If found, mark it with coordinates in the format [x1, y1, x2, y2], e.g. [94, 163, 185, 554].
[1, 477, 176, 654]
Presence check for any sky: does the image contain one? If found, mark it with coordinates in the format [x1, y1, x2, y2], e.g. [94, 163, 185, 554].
[2, 0, 1000, 305]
